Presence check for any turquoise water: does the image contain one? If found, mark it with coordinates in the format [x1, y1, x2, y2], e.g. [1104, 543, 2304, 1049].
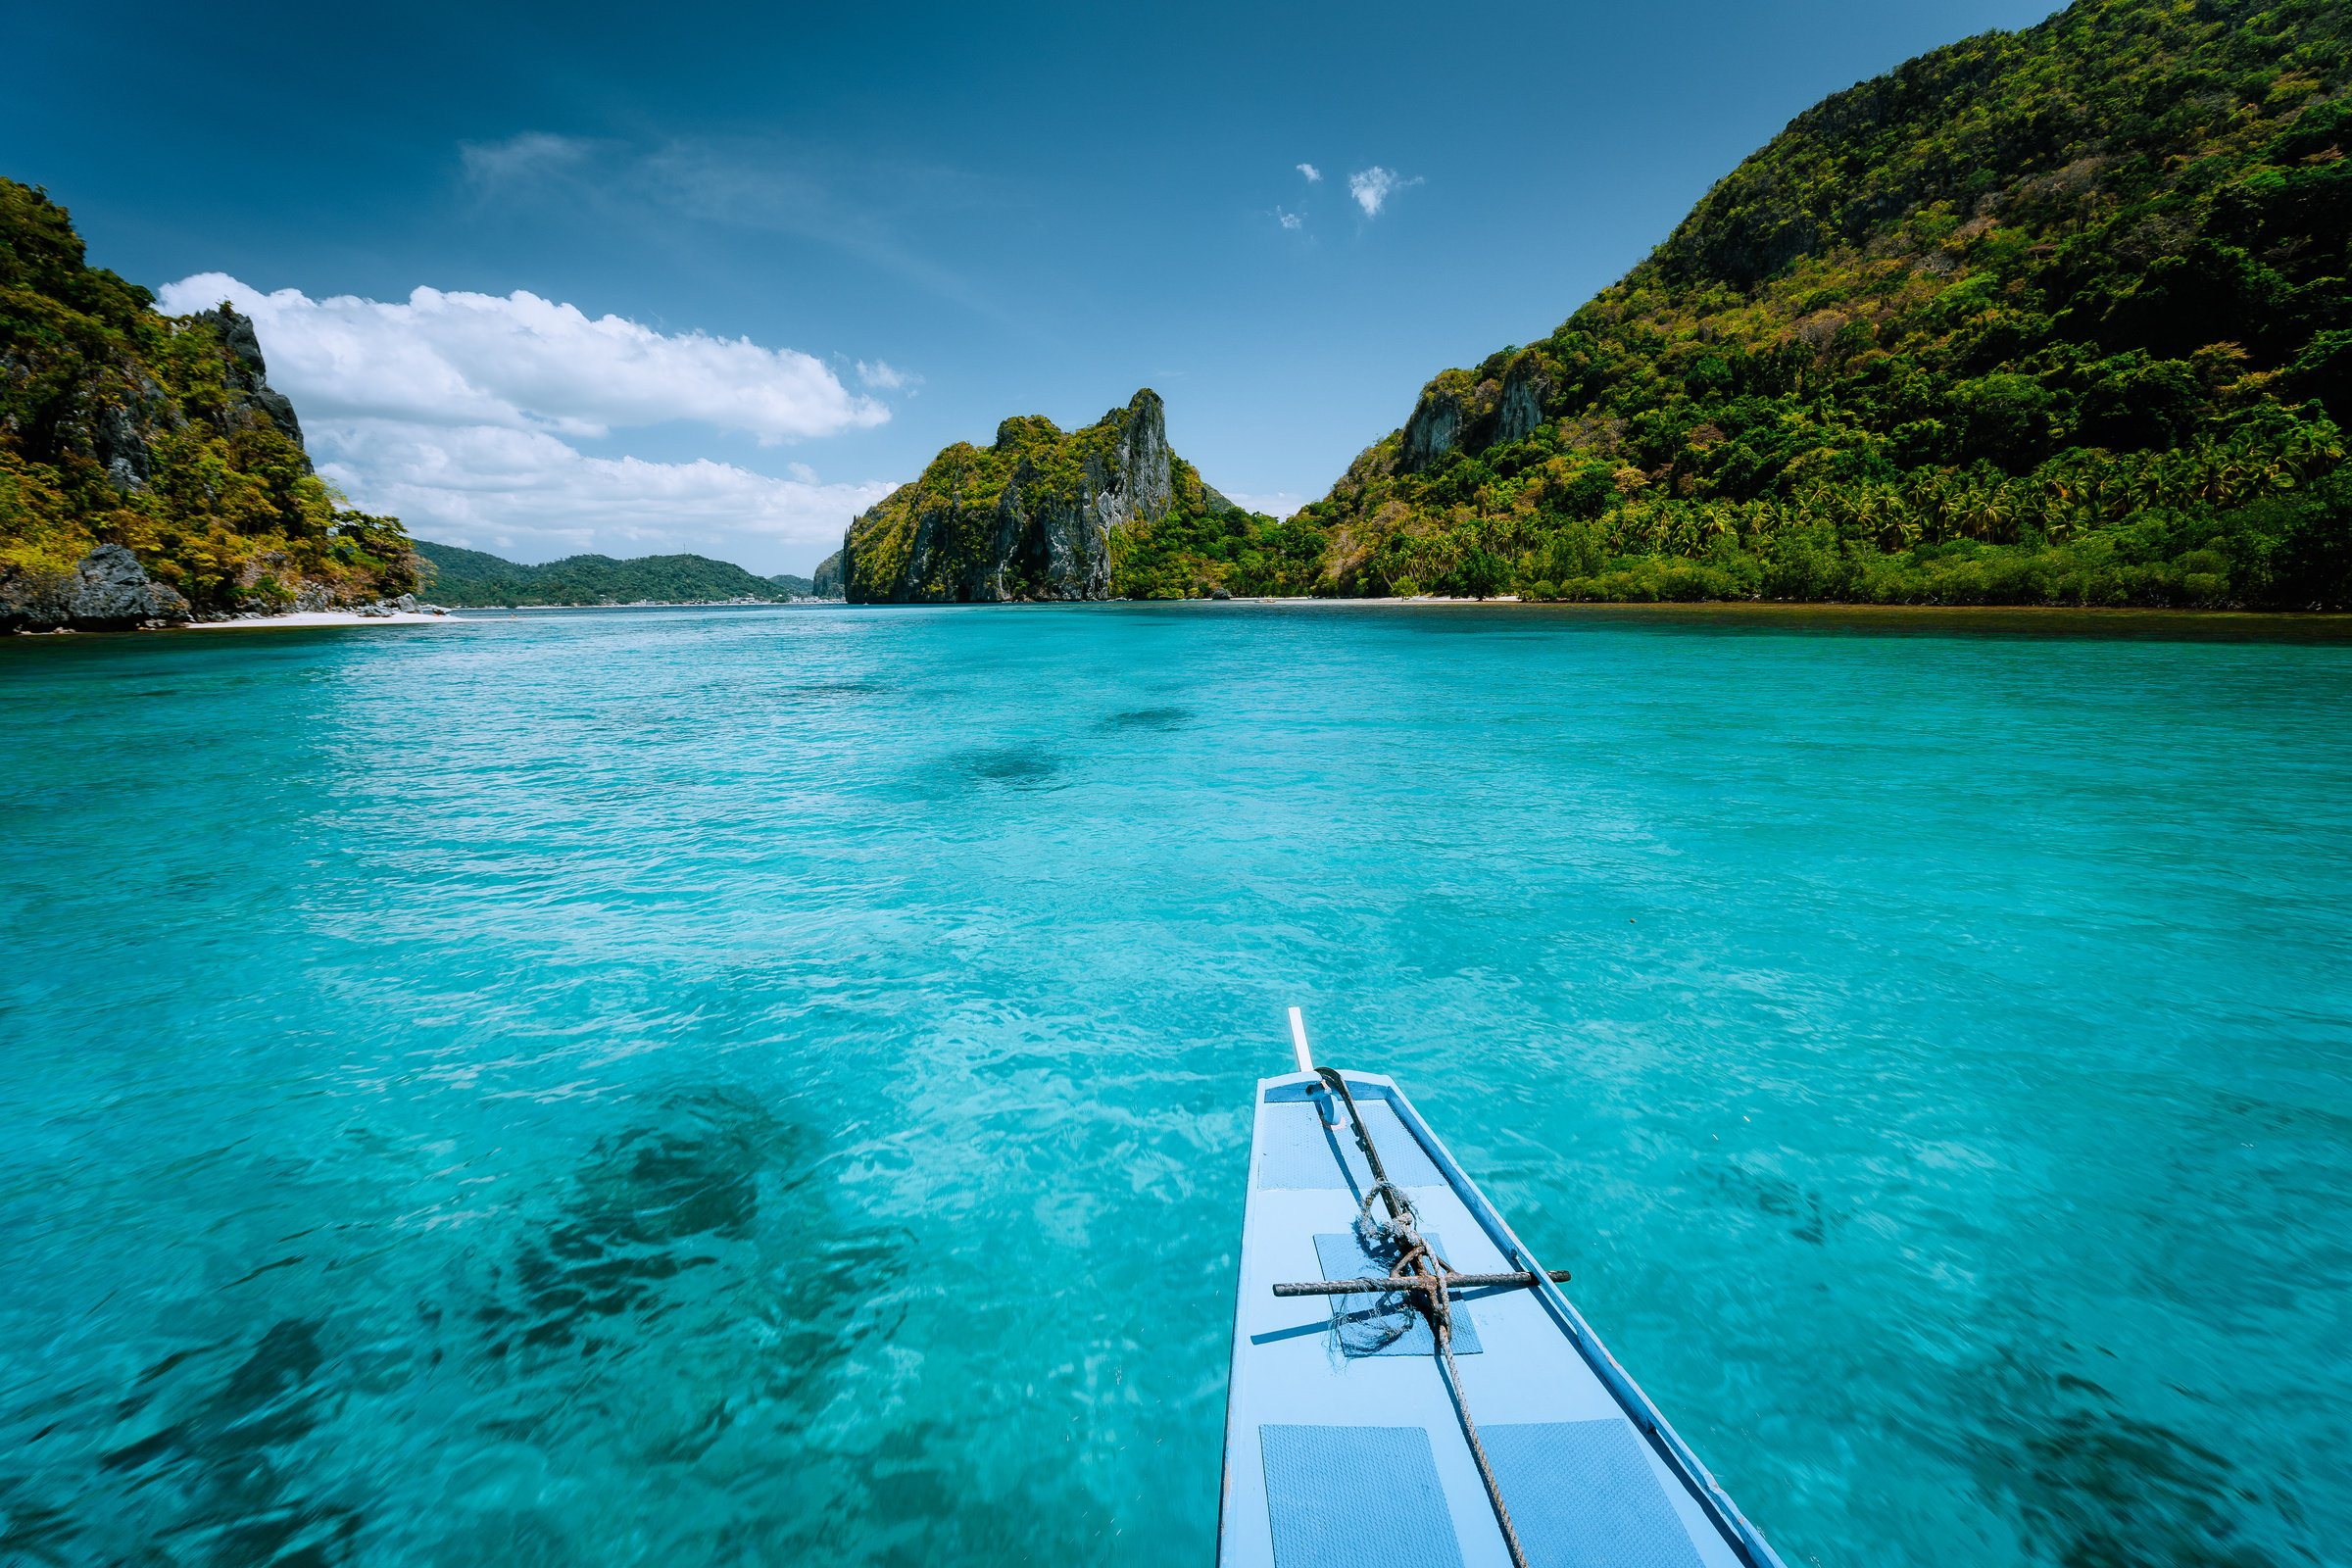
[4, 603, 2349, 1568]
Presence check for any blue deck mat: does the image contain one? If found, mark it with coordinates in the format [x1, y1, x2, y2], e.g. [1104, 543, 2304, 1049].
[1481, 1420, 1707, 1568]
[1259, 1424, 1466, 1568]
[1311, 1232, 1483, 1356]
[1258, 1100, 1446, 1191]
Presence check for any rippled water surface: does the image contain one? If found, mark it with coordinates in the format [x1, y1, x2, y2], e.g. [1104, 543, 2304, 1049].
[4, 602, 2350, 1568]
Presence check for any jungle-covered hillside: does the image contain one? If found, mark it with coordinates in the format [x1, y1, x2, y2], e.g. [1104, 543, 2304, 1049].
[1169, 0, 2352, 608]
[0, 178, 418, 616]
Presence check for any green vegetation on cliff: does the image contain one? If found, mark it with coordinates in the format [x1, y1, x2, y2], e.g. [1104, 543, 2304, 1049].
[416, 541, 804, 606]
[1, 178, 417, 613]
[1108, 491, 1325, 599]
[844, 413, 1086, 601]
[1293, 0, 2352, 609]
[846, 391, 1204, 602]
[840, 387, 1296, 602]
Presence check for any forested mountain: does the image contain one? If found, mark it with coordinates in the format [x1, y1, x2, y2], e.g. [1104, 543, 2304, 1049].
[0, 179, 418, 630]
[839, 389, 1256, 601]
[416, 541, 812, 606]
[1251, 0, 2351, 609]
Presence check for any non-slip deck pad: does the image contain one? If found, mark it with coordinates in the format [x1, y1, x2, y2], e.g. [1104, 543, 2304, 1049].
[1259, 1424, 1466, 1568]
[1258, 1100, 1446, 1190]
[1481, 1420, 1707, 1568]
[1312, 1232, 1483, 1356]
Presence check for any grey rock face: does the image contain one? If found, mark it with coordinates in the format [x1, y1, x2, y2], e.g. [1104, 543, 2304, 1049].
[0, 568, 73, 634]
[191, 305, 306, 448]
[36, 308, 310, 505]
[844, 389, 1178, 604]
[981, 394, 1173, 601]
[1399, 386, 1468, 473]
[0, 544, 192, 634]
[810, 550, 845, 598]
[70, 544, 192, 630]
[1486, 356, 1549, 450]
[95, 399, 155, 492]
[1198, 481, 1245, 517]
[1396, 352, 1552, 474]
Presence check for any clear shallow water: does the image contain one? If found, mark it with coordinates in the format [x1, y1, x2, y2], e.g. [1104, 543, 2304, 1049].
[3, 602, 2349, 1568]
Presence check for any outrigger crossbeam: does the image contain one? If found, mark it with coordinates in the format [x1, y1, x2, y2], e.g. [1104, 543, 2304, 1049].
[1273, 1267, 1572, 1298]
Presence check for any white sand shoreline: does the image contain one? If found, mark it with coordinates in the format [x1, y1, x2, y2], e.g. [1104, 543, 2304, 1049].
[178, 610, 454, 630]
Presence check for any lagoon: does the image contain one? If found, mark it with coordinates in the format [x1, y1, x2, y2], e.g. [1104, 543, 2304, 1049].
[3, 602, 2349, 1567]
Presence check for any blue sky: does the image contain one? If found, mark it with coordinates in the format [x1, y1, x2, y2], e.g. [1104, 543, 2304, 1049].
[8, 0, 2061, 573]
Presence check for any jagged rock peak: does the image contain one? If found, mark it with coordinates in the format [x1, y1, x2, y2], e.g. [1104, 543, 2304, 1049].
[188, 303, 308, 452]
[840, 388, 1180, 604]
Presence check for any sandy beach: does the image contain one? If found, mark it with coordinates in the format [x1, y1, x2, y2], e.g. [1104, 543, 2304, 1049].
[178, 610, 455, 630]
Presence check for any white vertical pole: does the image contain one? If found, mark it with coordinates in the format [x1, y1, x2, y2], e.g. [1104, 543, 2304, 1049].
[1288, 1006, 1314, 1074]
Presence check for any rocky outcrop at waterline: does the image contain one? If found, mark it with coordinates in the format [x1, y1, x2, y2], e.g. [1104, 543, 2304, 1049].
[0, 543, 190, 633]
[0, 544, 444, 632]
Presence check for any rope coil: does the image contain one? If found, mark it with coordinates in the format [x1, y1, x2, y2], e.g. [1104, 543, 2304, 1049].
[1308, 1068, 1532, 1568]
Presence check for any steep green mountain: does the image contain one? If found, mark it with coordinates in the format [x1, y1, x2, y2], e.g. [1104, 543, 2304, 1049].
[768, 571, 820, 597]
[0, 178, 418, 630]
[838, 389, 1271, 601]
[1288, 0, 2352, 609]
[415, 540, 803, 606]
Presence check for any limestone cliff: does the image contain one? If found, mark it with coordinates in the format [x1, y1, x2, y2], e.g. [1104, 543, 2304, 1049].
[1395, 354, 1550, 475]
[840, 389, 1182, 603]
[1, 177, 419, 631]
[810, 549, 844, 598]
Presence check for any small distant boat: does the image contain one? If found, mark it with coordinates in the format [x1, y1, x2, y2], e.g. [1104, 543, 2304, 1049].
[1219, 1010, 1786, 1568]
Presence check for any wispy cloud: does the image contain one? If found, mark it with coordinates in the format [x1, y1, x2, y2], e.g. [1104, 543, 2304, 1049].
[1297, 162, 1322, 183]
[1228, 490, 1305, 517]
[461, 131, 1019, 326]
[1275, 208, 1303, 231]
[1348, 166, 1422, 218]
[459, 131, 603, 186]
[856, 359, 916, 391]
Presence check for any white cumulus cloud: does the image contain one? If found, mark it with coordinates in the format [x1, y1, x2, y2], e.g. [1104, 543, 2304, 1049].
[312, 420, 895, 566]
[154, 272, 901, 572]
[1348, 166, 1422, 218]
[1276, 208, 1303, 231]
[1297, 162, 1322, 182]
[157, 272, 886, 443]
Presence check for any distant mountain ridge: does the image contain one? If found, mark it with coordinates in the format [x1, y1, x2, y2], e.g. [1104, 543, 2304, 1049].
[415, 541, 840, 606]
